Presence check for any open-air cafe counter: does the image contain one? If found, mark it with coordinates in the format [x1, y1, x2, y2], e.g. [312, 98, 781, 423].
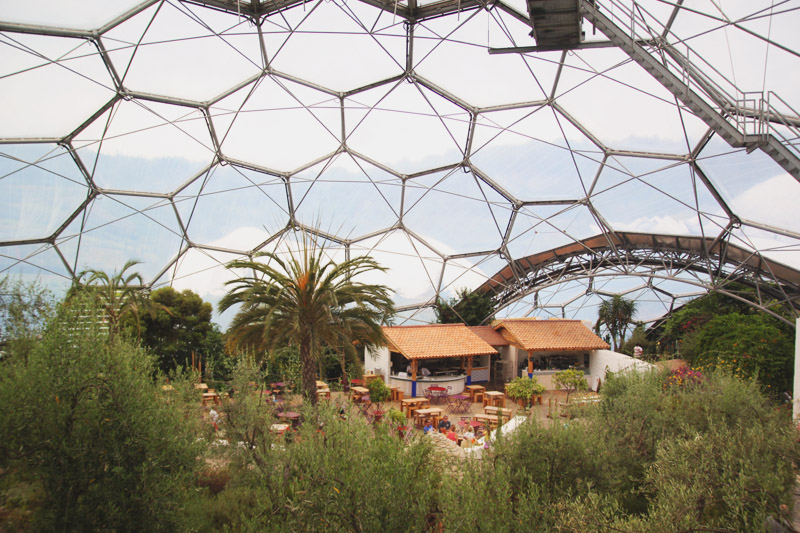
[384, 353, 491, 398]
[365, 324, 500, 398]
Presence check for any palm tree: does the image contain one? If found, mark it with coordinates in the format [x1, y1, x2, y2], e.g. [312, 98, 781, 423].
[595, 295, 637, 351]
[219, 237, 395, 405]
[73, 259, 147, 338]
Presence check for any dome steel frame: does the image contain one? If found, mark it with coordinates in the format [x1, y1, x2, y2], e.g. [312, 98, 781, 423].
[1, 0, 799, 328]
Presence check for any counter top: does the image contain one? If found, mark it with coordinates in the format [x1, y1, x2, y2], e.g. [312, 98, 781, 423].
[390, 373, 466, 381]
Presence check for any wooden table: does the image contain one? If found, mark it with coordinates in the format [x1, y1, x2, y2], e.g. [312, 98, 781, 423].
[317, 388, 331, 400]
[316, 380, 327, 389]
[400, 397, 430, 418]
[350, 386, 370, 402]
[484, 390, 505, 408]
[413, 407, 443, 428]
[389, 385, 404, 402]
[363, 373, 381, 385]
[484, 406, 513, 418]
[194, 383, 209, 390]
[202, 392, 220, 406]
[465, 384, 485, 403]
[473, 413, 499, 429]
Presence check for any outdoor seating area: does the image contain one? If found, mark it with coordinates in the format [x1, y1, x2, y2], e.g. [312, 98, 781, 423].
[190, 367, 595, 457]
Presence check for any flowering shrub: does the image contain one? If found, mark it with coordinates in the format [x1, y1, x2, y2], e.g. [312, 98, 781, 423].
[664, 366, 705, 389]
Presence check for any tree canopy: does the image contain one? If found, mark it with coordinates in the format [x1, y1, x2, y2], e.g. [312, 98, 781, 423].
[219, 237, 395, 403]
[137, 287, 223, 376]
[595, 295, 637, 351]
[435, 288, 495, 326]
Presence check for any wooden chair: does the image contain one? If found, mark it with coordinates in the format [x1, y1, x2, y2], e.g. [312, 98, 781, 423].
[471, 388, 484, 404]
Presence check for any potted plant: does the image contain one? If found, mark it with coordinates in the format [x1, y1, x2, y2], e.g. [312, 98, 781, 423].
[367, 378, 392, 422]
[505, 376, 546, 409]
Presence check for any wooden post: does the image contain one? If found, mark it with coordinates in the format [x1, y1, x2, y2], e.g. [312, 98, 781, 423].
[467, 355, 473, 385]
[527, 351, 533, 379]
[411, 359, 418, 397]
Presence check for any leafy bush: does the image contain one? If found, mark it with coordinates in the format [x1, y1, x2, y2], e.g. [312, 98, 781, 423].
[206, 403, 442, 531]
[385, 407, 406, 427]
[690, 312, 793, 395]
[505, 376, 546, 406]
[367, 377, 391, 403]
[0, 293, 202, 531]
[0, 276, 54, 363]
[554, 369, 588, 402]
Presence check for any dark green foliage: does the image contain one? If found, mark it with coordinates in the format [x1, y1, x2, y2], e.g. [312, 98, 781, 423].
[0, 293, 202, 531]
[660, 290, 756, 344]
[655, 290, 793, 397]
[435, 287, 495, 325]
[366, 377, 391, 403]
[137, 286, 225, 377]
[690, 312, 794, 395]
[620, 325, 654, 357]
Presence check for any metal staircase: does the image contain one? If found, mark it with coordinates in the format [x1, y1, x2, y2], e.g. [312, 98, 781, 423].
[579, 0, 800, 181]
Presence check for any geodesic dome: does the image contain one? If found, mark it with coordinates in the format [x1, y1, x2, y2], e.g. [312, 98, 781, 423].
[2, 0, 799, 327]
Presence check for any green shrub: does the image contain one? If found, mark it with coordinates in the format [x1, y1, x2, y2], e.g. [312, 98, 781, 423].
[505, 376, 545, 407]
[367, 377, 391, 403]
[208, 403, 441, 531]
[554, 369, 588, 402]
[0, 293, 203, 531]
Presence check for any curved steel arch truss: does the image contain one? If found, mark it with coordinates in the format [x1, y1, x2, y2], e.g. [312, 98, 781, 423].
[477, 232, 800, 327]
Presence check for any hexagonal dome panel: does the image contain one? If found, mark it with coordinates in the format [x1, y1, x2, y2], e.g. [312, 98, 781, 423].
[0, 33, 115, 138]
[212, 75, 341, 172]
[0, 144, 88, 242]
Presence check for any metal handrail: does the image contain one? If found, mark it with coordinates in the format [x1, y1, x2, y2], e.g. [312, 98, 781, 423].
[591, 0, 799, 154]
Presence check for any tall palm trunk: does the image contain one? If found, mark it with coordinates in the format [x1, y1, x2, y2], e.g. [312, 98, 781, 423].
[300, 342, 318, 407]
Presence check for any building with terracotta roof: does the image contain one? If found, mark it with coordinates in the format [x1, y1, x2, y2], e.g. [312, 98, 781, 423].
[365, 324, 498, 397]
[488, 318, 651, 390]
[366, 318, 651, 395]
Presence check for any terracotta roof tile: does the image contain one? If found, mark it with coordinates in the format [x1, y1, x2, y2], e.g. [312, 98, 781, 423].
[382, 324, 498, 360]
[493, 318, 609, 352]
[469, 326, 510, 346]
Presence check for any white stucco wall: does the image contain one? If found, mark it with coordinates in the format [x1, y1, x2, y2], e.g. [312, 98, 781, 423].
[365, 345, 390, 378]
[588, 349, 654, 390]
